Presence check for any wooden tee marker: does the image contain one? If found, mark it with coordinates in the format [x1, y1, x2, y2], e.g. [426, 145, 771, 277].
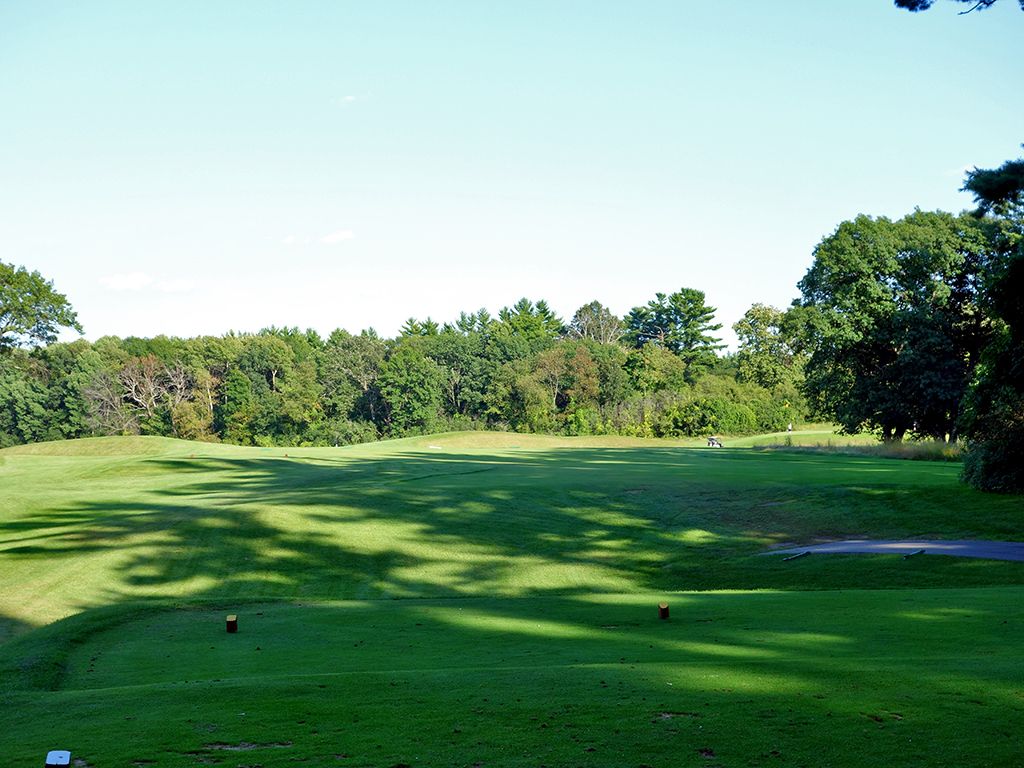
[226, 614, 238, 633]
[658, 602, 670, 620]
[45, 751, 71, 767]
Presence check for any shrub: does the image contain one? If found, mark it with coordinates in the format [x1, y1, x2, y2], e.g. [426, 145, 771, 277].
[961, 389, 1024, 492]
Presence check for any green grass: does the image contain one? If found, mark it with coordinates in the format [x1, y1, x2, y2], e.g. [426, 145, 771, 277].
[2, 591, 1021, 767]
[729, 424, 878, 449]
[1, 432, 1022, 766]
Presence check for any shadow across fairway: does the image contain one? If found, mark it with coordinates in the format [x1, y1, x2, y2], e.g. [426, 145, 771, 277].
[0, 610, 32, 647]
[2, 443, 1023, 766]
[3, 446, 1022, 611]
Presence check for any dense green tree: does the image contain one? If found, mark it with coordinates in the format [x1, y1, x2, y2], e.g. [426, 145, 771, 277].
[654, 395, 758, 439]
[532, 342, 599, 412]
[0, 356, 51, 446]
[216, 367, 257, 444]
[0, 262, 82, 351]
[693, 374, 794, 433]
[486, 298, 564, 364]
[423, 328, 490, 419]
[121, 335, 184, 363]
[482, 359, 534, 429]
[238, 334, 294, 393]
[399, 317, 440, 337]
[450, 309, 493, 335]
[521, 342, 603, 435]
[958, 153, 1024, 490]
[261, 326, 323, 366]
[733, 304, 802, 391]
[963, 155, 1024, 215]
[960, 310, 1024, 492]
[239, 329, 326, 443]
[377, 339, 444, 435]
[275, 358, 324, 442]
[502, 298, 564, 337]
[319, 329, 386, 426]
[794, 210, 994, 441]
[32, 340, 103, 439]
[625, 344, 689, 395]
[581, 340, 633, 409]
[624, 288, 723, 381]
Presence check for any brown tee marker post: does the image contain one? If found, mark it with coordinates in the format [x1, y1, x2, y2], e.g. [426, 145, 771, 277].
[658, 602, 670, 620]
[226, 614, 238, 633]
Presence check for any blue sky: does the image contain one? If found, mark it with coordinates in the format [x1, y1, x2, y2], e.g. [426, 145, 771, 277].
[1, 1, 1021, 347]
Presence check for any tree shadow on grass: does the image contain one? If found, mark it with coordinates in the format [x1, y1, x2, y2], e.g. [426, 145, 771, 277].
[2, 446, 1023, 613]
[3, 589, 1022, 768]
[2, 444, 1023, 765]
[0, 611, 31, 647]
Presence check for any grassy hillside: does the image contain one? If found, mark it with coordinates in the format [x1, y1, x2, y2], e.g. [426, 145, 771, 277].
[1, 432, 1021, 766]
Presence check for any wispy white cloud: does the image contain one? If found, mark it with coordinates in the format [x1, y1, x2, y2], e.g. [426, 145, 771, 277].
[332, 95, 359, 107]
[282, 234, 312, 246]
[319, 229, 355, 245]
[99, 272, 154, 291]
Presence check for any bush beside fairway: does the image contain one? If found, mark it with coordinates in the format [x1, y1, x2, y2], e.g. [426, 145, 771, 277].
[1, 433, 1022, 766]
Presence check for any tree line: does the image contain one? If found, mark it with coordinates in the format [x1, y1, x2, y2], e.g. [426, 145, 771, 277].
[0, 289, 806, 449]
[2, 154, 1022, 491]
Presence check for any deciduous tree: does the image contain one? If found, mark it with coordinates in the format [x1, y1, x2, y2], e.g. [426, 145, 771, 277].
[0, 262, 82, 351]
[733, 304, 804, 391]
[794, 210, 994, 441]
[378, 339, 444, 435]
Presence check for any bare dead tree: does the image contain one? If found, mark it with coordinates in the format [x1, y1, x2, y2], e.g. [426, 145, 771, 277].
[83, 369, 139, 435]
[119, 356, 166, 423]
[569, 301, 625, 345]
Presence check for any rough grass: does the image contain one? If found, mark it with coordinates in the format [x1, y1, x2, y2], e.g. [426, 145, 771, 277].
[727, 424, 879, 448]
[745, 440, 963, 462]
[728, 426, 962, 461]
[1, 432, 1022, 766]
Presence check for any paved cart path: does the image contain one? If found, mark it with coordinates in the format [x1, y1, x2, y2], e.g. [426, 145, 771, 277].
[766, 539, 1024, 561]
